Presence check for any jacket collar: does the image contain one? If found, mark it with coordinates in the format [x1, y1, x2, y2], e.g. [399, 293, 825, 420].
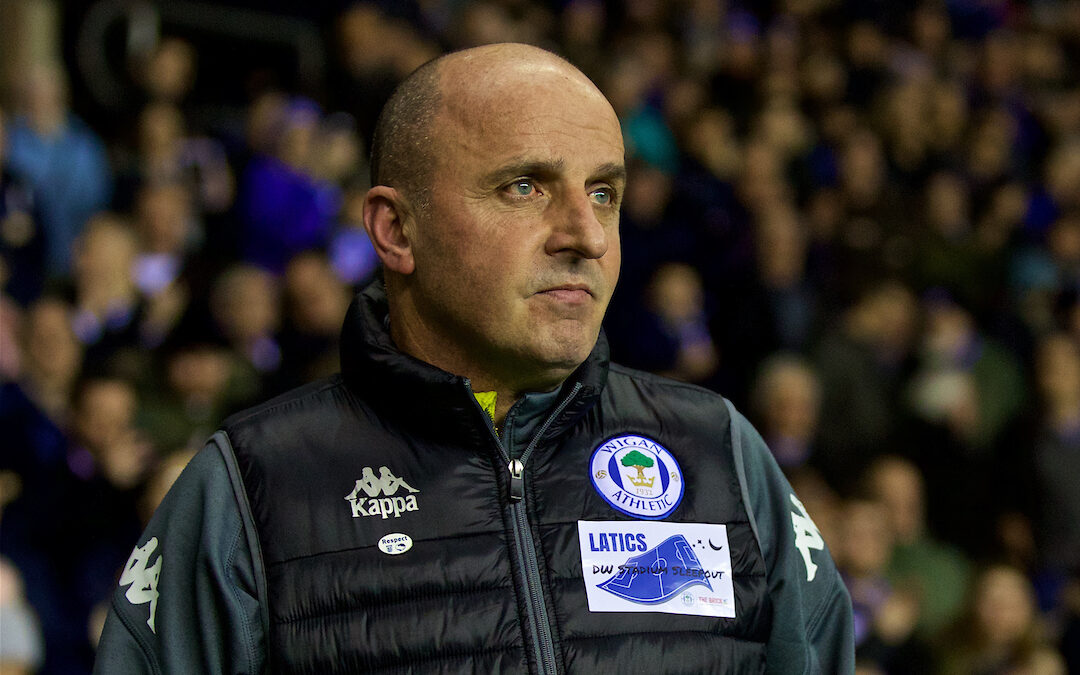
[339, 279, 609, 443]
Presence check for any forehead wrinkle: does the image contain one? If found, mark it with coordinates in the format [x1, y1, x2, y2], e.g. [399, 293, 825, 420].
[440, 103, 623, 156]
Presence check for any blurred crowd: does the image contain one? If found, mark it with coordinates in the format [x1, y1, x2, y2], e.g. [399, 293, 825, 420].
[2, 0, 1080, 673]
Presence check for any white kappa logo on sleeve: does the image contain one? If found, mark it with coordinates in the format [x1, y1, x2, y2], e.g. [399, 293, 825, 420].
[119, 537, 163, 633]
[790, 494, 825, 582]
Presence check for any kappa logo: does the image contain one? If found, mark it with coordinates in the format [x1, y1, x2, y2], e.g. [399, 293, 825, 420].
[345, 466, 420, 519]
[119, 537, 162, 633]
[790, 493, 825, 582]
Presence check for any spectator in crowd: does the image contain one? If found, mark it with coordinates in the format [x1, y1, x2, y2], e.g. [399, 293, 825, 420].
[938, 564, 1065, 675]
[5, 63, 112, 278]
[0, 300, 82, 589]
[607, 158, 693, 326]
[835, 496, 932, 672]
[717, 202, 820, 397]
[1023, 334, 1080, 578]
[114, 102, 233, 217]
[209, 264, 282, 378]
[58, 375, 152, 672]
[914, 172, 998, 313]
[137, 38, 197, 107]
[1012, 208, 1080, 337]
[0, 105, 46, 307]
[131, 181, 199, 345]
[905, 291, 1026, 556]
[139, 323, 259, 456]
[616, 262, 720, 386]
[813, 280, 919, 492]
[749, 353, 821, 473]
[827, 126, 913, 294]
[753, 203, 818, 351]
[310, 112, 365, 189]
[275, 251, 350, 391]
[67, 213, 145, 369]
[865, 455, 971, 636]
[65, 375, 153, 551]
[0, 297, 84, 674]
[3, 297, 82, 428]
[0, 558, 44, 675]
[236, 98, 342, 274]
[559, 0, 607, 82]
[331, 4, 437, 144]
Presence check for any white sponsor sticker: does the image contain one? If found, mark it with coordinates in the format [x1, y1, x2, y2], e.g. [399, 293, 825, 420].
[378, 533, 413, 555]
[578, 521, 736, 618]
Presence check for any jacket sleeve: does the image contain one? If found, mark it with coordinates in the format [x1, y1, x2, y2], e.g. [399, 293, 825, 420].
[725, 401, 855, 674]
[93, 434, 266, 674]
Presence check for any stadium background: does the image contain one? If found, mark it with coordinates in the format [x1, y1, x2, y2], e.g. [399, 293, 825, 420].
[1, 0, 1079, 672]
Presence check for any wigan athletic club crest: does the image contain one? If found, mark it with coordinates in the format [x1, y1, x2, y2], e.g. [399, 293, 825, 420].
[589, 435, 684, 519]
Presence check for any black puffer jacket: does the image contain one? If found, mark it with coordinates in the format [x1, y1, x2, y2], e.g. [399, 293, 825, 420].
[224, 282, 770, 673]
[94, 280, 854, 675]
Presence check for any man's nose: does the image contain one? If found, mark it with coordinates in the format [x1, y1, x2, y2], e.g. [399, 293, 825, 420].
[545, 191, 610, 259]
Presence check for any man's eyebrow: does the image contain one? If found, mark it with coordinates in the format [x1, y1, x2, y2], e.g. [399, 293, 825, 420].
[592, 162, 627, 184]
[482, 159, 566, 185]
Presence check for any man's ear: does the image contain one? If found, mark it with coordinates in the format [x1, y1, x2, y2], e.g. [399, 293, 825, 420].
[362, 186, 415, 275]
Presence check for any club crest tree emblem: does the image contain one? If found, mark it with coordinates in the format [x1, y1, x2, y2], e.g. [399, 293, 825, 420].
[620, 449, 655, 488]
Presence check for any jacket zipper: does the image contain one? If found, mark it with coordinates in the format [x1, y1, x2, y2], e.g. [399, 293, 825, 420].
[466, 381, 583, 675]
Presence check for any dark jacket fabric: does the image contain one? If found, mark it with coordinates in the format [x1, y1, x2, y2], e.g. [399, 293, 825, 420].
[94, 281, 855, 674]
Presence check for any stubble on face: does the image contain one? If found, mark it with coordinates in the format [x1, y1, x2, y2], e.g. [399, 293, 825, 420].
[392, 44, 625, 397]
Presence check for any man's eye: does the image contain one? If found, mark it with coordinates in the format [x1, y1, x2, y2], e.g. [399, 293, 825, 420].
[590, 187, 613, 205]
[506, 180, 537, 197]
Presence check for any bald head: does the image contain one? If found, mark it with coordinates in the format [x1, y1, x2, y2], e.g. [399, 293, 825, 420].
[370, 43, 605, 214]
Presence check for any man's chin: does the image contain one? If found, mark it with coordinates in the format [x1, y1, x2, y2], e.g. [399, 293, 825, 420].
[518, 338, 597, 384]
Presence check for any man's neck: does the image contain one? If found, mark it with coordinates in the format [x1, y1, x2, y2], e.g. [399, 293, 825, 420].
[386, 300, 562, 428]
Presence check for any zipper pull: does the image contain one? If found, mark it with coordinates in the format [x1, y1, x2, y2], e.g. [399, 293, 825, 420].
[508, 458, 525, 501]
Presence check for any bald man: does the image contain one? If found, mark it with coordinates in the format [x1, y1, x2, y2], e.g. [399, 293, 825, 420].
[95, 45, 853, 674]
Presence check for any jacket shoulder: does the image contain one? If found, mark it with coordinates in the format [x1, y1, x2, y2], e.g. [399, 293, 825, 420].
[607, 362, 732, 403]
[603, 363, 735, 434]
[220, 375, 362, 451]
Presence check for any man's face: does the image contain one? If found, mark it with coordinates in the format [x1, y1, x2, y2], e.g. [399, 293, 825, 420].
[406, 60, 625, 390]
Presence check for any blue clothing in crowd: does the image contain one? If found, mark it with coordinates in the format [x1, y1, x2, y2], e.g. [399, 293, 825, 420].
[5, 114, 112, 277]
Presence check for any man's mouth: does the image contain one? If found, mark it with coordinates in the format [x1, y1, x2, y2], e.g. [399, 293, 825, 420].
[537, 284, 594, 302]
